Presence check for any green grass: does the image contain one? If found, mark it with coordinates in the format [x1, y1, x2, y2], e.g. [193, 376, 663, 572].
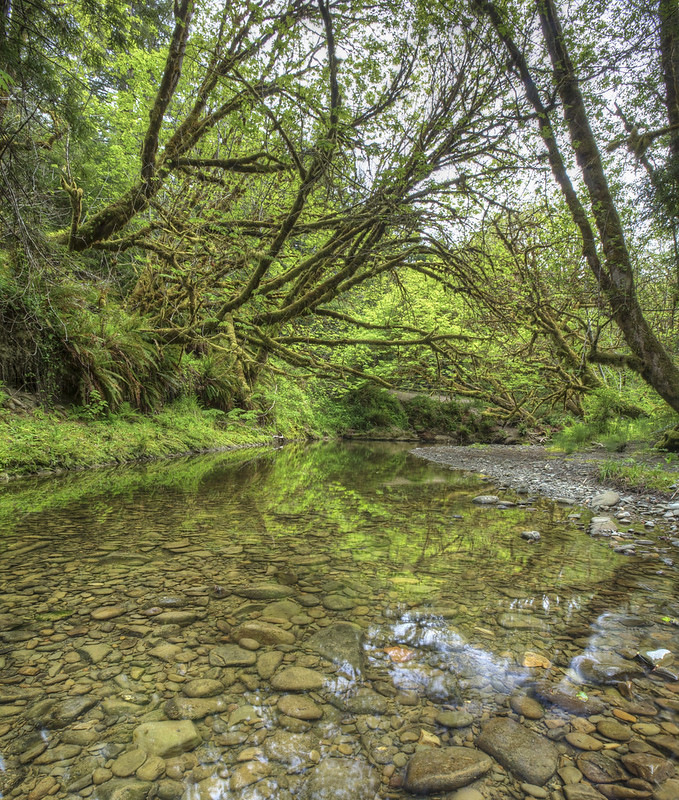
[598, 458, 678, 493]
[0, 397, 269, 476]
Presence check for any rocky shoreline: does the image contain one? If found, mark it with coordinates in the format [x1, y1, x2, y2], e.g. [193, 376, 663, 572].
[411, 445, 679, 534]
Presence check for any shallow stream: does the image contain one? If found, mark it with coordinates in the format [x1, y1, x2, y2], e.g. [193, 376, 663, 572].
[1, 442, 678, 800]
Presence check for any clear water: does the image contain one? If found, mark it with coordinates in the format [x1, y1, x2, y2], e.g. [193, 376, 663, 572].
[1, 442, 678, 799]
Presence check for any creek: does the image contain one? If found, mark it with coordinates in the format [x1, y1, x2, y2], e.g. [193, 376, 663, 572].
[0, 442, 678, 800]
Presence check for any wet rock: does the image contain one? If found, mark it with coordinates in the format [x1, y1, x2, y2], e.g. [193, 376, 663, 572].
[576, 656, 644, 685]
[164, 696, 226, 720]
[472, 495, 499, 504]
[510, 694, 544, 720]
[306, 622, 364, 676]
[340, 689, 389, 715]
[136, 755, 165, 781]
[33, 744, 82, 764]
[425, 673, 459, 704]
[497, 613, 548, 631]
[647, 734, 679, 759]
[404, 746, 493, 793]
[228, 704, 263, 726]
[435, 710, 474, 728]
[148, 643, 182, 661]
[533, 681, 606, 715]
[323, 594, 356, 611]
[596, 719, 632, 741]
[183, 679, 223, 698]
[91, 605, 126, 620]
[476, 717, 558, 785]
[577, 752, 628, 783]
[278, 695, 323, 720]
[621, 752, 675, 783]
[192, 777, 230, 800]
[596, 786, 651, 799]
[230, 760, 271, 790]
[565, 732, 604, 751]
[208, 645, 257, 667]
[234, 584, 295, 599]
[152, 610, 198, 625]
[271, 667, 325, 692]
[257, 651, 284, 680]
[133, 720, 201, 757]
[111, 749, 147, 777]
[76, 643, 112, 663]
[96, 780, 153, 800]
[563, 786, 608, 800]
[653, 779, 679, 800]
[521, 530, 541, 542]
[301, 757, 380, 800]
[592, 491, 621, 508]
[233, 620, 296, 645]
[27, 695, 97, 728]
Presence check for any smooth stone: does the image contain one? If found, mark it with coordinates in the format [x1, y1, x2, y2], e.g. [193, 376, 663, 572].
[301, 757, 380, 800]
[521, 784, 549, 799]
[111, 749, 147, 778]
[230, 761, 270, 790]
[322, 594, 356, 611]
[565, 732, 604, 751]
[96, 779, 152, 800]
[596, 786, 651, 799]
[133, 721, 201, 757]
[91, 605, 126, 620]
[152, 611, 197, 625]
[564, 786, 607, 800]
[653, 779, 679, 800]
[28, 696, 97, 728]
[257, 651, 284, 680]
[533, 682, 605, 716]
[278, 695, 323, 720]
[191, 777, 230, 800]
[33, 744, 82, 764]
[228, 704, 263, 726]
[148, 644, 182, 661]
[342, 689, 389, 716]
[476, 717, 557, 785]
[234, 584, 295, 599]
[305, 623, 364, 676]
[404, 746, 493, 793]
[510, 694, 544, 720]
[449, 790, 484, 800]
[164, 696, 226, 720]
[271, 667, 325, 692]
[76, 644, 113, 664]
[135, 755, 165, 781]
[472, 495, 499, 504]
[591, 491, 620, 507]
[208, 645, 257, 667]
[232, 620, 295, 645]
[497, 613, 548, 631]
[646, 735, 679, 759]
[596, 719, 632, 741]
[183, 679, 223, 698]
[576, 656, 644, 685]
[265, 600, 302, 618]
[577, 752, 627, 783]
[621, 752, 675, 783]
[435, 710, 474, 728]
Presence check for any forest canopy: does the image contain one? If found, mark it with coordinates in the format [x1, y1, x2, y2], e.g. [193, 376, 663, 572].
[2, 0, 679, 435]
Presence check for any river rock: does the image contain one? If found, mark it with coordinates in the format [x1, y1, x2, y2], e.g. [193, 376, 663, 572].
[621, 752, 675, 783]
[576, 656, 644, 685]
[404, 746, 493, 793]
[591, 491, 620, 508]
[257, 651, 284, 679]
[28, 696, 98, 729]
[95, 779, 152, 800]
[265, 600, 302, 618]
[322, 594, 356, 611]
[565, 732, 604, 751]
[498, 613, 548, 631]
[76, 644, 112, 664]
[472, 495, 499, 504]
[271, 667, 325, 692]
[230, 760, 270, 790]
[278, 695, 323, 720]
[647, 734, 679, 759]
[183, 679, 223, 698]
[133, 720, 201, 757]
[91, 605, 126, 620]
[563, 786, 608, 800]
[208, 645, 257, 667]
[233, 620, 295, 645]
[301, 757, 380, 800]
[436, 710, 474, 728]
[533, 681, 605, 715]
[596, 719, 632, 741]
[577, 752, 627, 783]
[510, 694, 544, 719]
[234, 584, 295, 599]
[476, 717, 557, 785]
[164, 696, 226, 720]
[152, 611, 197, 626]
[111, 749, 147, 778]
[306, 623, 364, 675]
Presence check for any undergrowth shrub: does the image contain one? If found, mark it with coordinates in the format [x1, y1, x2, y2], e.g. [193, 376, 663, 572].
[342, 382, 407, 431]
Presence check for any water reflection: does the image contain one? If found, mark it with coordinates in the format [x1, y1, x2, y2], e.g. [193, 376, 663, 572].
[0, 442, 678, 799]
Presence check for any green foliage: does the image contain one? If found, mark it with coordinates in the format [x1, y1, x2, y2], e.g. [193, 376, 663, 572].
[342, 383, 408, 431]
[598, 459, 678, 493]
[402, 395, 462, 432]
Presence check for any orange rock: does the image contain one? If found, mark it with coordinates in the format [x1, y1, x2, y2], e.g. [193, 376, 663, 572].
[384, 646, 415, 663]
[523, 651, 552, 669]
[612, 708, 637, 723]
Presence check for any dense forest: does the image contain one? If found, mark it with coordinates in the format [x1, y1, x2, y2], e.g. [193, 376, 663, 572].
[3, 0, 679, 455]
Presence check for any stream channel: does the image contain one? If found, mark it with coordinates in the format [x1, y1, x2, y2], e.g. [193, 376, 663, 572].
[1, 441, 678, 800]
